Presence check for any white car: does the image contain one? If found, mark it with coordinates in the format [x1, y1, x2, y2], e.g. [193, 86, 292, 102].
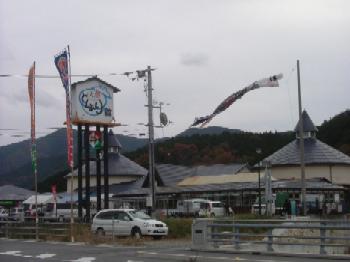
[91, 209, 168, 239]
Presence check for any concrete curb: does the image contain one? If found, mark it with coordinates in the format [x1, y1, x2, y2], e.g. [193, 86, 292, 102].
[191, 247, 350, 260]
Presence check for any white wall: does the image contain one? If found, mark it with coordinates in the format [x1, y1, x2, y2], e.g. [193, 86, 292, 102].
[270, 165, 350, 185]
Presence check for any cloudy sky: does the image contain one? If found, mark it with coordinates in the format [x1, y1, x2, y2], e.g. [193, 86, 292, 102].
[0, 0, 349, 146]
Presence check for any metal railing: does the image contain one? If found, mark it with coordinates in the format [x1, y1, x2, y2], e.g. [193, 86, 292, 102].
[192, 218, 350, 255]
[0, 220, 70, 240]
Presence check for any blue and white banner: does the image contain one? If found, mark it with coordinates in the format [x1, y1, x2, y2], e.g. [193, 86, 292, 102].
[54, 50, 69, 92]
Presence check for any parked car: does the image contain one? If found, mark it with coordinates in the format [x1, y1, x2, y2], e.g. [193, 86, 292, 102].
[9, 207, 24, 221]
[91, 209, 168, 239]
[0, 208, 9, 221]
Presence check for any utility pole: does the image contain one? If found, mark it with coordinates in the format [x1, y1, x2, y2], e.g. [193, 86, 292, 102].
[297, 60, 306, 216]
[146, 66, 156, 214]
[256, 148, 262, 215]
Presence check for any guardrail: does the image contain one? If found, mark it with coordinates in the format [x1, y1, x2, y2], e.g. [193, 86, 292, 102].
[192, 218, 350, 255]
[0, 221, 70, 240]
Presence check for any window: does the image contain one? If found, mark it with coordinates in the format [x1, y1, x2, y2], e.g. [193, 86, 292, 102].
[96, 211, 114, 219]
[212, 202, 223, 208]
[116, 211, 131, 221]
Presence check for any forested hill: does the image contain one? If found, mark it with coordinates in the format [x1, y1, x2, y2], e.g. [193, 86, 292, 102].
[317, 110, 350, 156]
[1, 109, 349, 191]
[126, 110, 350, 168]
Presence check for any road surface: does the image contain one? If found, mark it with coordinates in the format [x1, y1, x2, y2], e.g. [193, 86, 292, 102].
[0, 238, 345, 262]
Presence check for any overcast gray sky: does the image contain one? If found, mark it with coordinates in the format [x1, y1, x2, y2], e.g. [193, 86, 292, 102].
[1, 0, 349, 146]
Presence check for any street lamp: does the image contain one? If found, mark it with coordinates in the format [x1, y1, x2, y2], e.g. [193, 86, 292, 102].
[256, 148, 262, 215]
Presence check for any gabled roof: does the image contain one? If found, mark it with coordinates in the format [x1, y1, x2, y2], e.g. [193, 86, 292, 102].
[141, 163, 248, 188]
[261, 138, 350, 166]
[177, 172, 273, 186]
[192, 164, 247, 176]
[294, 110, 318, 132]
[71, 76, 120, 93]
[0, 185, 35, 201]
[23, 194, 54, 204]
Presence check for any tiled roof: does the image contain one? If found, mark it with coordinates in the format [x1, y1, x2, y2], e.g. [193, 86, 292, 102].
[192, 164, 247, 176]
[0, 185, 34, 201]
[261, 138, 350, 166]
[70, 153, 147, 177]
[71, 76, 120, 93]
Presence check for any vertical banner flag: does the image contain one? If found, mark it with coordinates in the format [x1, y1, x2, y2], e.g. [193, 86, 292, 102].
[28, 63, 37, 173]
[55, 50, 73, 168]
[51, 185, 57, 203]
[191, 74, 283, 127]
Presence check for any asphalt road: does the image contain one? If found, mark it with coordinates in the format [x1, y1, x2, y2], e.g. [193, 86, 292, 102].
[0, 238, 346, 262]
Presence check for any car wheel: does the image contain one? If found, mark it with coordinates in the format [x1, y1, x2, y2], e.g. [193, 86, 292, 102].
[58, 216, 64, 222]
[96, 228, 105, 237]
[131, 227, 142, 239]
[152, 235, 162, 240]
[210, 212, 215, 217]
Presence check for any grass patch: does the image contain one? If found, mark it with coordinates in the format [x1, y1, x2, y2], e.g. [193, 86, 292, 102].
[162, 218, 193, 239]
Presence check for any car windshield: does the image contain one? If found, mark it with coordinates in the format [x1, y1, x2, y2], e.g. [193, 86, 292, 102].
[128, 211, 151, 220]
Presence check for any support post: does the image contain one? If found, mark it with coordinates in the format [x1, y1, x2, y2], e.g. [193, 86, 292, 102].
[96, 125, 101, 211]
[234, 226, 240, 250]
[77, 124, 82, 219]
[267, 228, 274, 252]
[84, 125, 90, 222]
[103, 126, 109, 209]
[258, 162, 262, 215]
[320, 221, 327, 254]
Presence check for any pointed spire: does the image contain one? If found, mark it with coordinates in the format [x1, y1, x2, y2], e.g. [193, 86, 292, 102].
[108, 129, 122, 152]
[294, 110, 318, 138]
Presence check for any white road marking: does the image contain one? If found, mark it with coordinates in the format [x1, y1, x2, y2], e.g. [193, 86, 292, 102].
[23, 255, 33, 258]
[66, 242, 85, 246]
[127, 260, 144, 262]
[36, 253, 56, 259]
[65, 257, 96, 262]
[137, 251, 248, 261]
[234, 257, 247, 261]
[23, 240, 37, 243]
[96, 244, 114, 248]
[0, 251, 22, 255]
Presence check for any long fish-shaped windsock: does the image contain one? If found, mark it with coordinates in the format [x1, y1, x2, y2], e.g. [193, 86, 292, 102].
[191, 74, 283, 128]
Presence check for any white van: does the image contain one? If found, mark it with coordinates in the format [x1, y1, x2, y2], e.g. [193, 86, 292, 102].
[44, 203, 83, 222]
[175, 198, 206, 217]
[198, 200, 225, 217]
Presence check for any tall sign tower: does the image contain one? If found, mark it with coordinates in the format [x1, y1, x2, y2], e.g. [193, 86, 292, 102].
[70, 77, 120, 221]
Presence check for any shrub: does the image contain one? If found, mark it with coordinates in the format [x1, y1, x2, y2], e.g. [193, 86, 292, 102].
[162, 218, 193, 238]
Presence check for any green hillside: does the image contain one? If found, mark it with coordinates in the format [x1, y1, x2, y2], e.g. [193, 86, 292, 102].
[0, 129, 147, 189]
[127, 110, 350, 168]
[1, 109, 349, 191]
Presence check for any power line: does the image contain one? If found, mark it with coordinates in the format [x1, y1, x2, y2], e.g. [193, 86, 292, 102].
[0, 69, 156, 80]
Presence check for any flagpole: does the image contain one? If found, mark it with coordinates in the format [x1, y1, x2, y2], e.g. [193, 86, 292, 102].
[67, 45, 75, 242]
[33, 61, 39, 241]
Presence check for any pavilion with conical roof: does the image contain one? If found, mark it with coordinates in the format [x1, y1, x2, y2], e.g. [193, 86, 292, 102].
[66, 130, 147, 192]
[261, 110, 350, 185]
